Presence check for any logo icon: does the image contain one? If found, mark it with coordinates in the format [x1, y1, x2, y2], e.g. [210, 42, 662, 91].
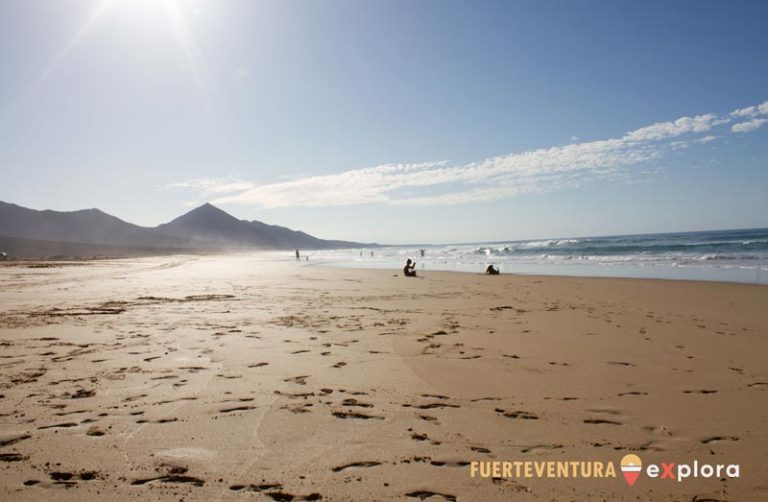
[620, 454, 642, 486]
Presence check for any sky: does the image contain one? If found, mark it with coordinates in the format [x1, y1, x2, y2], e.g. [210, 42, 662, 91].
[1, 0, 767, 244]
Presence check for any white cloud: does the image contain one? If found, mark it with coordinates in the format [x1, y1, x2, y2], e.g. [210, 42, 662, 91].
[622, 114, 723, 142]
[168, 177, 255, 194]
[732, 105, 758, 118]
[731, 118, 768, 133]
[168, 100, 768, 208]
[730, 100, 768, 118]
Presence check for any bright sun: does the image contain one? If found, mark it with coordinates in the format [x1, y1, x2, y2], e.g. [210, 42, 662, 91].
[39, 0, 209, 91]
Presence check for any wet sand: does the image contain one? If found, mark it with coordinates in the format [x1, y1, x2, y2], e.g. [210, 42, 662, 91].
[0, 255, 766, 501]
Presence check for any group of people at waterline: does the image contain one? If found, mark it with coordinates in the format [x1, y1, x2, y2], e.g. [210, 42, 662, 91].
[294, 249, 500, 277]
[402, 258, 499, 277]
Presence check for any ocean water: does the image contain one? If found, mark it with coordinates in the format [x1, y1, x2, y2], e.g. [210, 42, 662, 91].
[305, 228, 768, 285]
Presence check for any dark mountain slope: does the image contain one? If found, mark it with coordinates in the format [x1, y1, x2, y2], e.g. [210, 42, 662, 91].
[0, 201, 372, 257]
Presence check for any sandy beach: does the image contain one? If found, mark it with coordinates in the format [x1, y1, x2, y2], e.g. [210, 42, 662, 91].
[0, 254, 766, 501]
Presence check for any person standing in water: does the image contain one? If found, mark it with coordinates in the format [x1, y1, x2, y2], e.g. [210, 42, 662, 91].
[295, 249, 300, 261]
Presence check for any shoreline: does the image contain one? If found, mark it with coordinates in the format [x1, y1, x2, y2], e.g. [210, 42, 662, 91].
[4, 252, 768, 287]
[313, 261, 768, 288]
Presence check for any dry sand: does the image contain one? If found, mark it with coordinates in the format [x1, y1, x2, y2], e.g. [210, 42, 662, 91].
[0, 255, 766, 501]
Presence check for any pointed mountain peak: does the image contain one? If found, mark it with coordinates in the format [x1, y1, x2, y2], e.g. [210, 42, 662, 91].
[195, 202, 222, 212]
[169, 203, 240, 226]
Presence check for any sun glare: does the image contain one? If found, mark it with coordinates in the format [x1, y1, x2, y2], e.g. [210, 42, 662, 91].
[33, 0, 210, 97]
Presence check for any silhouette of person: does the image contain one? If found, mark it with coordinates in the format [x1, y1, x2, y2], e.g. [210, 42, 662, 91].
[295, 249, 300, 261]
[404, 258, 417, 277]
[485, 264, 500, 275]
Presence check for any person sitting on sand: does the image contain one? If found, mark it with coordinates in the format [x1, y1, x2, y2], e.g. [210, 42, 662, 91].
[403, 258, 417, 277]
[485, 264, 500, 275]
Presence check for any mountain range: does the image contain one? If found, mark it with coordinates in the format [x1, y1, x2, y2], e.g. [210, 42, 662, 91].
[0, 201, 373, 259]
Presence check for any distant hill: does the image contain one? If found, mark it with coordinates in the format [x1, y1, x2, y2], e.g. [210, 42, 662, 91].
[0, 201, 372, 259]
[156, 203, 359, 250]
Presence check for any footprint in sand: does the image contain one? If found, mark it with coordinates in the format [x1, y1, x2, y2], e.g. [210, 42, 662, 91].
[332, 410, 384, 420]
[282, 403, 313, 414]
[404, 402, 460, 410]
[520, 444, 563, 453]
[179, 366, 207, 373]
[229, 482, 282, 492]
[700, 436, 739, 444]
[470, 397, 501, 402]
[611, 440, 664, 452]
[405, 490, 457, 501]
[495, 408, 539, 420]
[136, 417, 179, 424]
[410, 432, 433, 443]
[421, 394, 449, 399]
[331, 461, 382, 472]
[430, 460, 470, 467]
[583, 419, 622, 425]
[131, 474, 204, 487]
[284, 375, 309, 385]
[0, 453, 26, 462]
[232, 482, 323, 500]
[341, 398, 373, 408]
[38, 422, 78, 429]
[274, 390, 315, 399]
[220, 405, 257, 414]
[86, 426, 106, 436]
[69, 388, 96, 399]
[43, 470, 102, 487]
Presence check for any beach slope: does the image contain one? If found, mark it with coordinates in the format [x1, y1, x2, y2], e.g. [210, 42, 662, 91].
[0, 255, 766, 501]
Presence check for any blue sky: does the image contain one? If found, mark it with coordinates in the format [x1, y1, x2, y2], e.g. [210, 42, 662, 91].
[1, 0, 767, 244]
